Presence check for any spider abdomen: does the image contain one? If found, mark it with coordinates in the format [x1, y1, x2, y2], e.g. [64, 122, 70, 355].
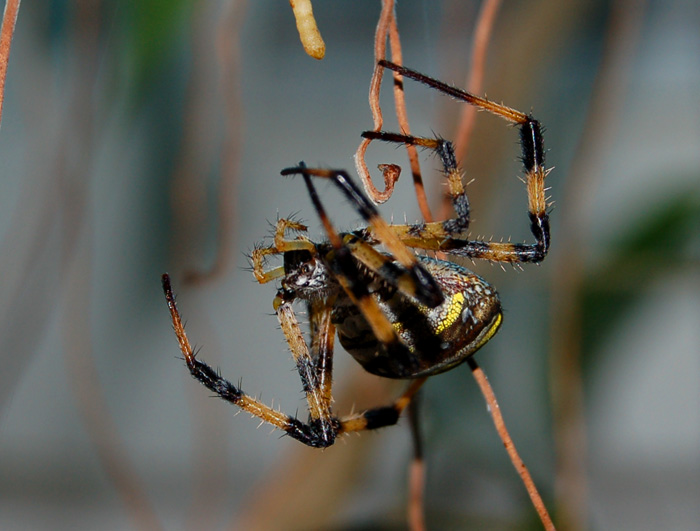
[336, 256, 502, 379]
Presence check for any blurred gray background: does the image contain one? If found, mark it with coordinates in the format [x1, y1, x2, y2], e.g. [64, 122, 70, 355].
[0, 1, 698, 529]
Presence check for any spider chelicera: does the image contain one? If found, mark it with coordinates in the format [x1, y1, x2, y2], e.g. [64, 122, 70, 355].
[162, 60, 550, 449]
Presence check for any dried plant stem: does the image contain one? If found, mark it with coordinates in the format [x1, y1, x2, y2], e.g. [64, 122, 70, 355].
[407, 458, 426, 531]
[354, 0, 398, 203]
[407, 397, 426, 531]
[0, 0, 20, 129]
[444, 5, 557, 525]
[453, 0, 501, 162]
[355, 0, 431, 220]
[386, 15, 432, 222]
[56, 4, 161, 529]
[467, 358, 556, 531]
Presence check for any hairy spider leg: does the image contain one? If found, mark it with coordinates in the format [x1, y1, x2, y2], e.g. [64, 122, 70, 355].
[275, 165, 440, 303]
[308, 298, 335, 408]
[163, 273, 341, 447]
[251, 218, 316, 284]
[336, 232, 438, 304]
[291, 166, 412, 351]
[292, 168, 434, 381]
[306, 292, 429, 436]
[281, 164, 445, 309]
[163, 273, 429, 446]
[272, 289, 338, 445]
[373, 61, 550, 264]
[308, 286, 429, 435]
[361, 131, 471, 238]
[300, 285, 429, 437]
[338, 377, 427, 434]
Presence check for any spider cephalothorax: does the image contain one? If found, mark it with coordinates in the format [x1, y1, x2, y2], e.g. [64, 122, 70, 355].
[162, 60, 550, 449]
[282, 249, 337, 299]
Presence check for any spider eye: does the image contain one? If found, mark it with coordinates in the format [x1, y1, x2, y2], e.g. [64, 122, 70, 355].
[284, 250, 313, 274]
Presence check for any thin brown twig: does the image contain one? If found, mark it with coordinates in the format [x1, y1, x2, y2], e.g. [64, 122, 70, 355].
[354, 0, 430, 218]
[386, 15, 432, 222]
[59, 3, 161, 528]
[0, 0, 21, 129]
[64, 233, 162, 531]
[407, 396, 426, 531]
[354, 0, 397, 203]
[467, 358, 556, 530]
[169, 8, 218, 279]
[453, 0, 501, 162]
[355, 0, 433, 214]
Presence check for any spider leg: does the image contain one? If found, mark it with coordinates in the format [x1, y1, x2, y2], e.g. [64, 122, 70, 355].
[361, 131, 470, 237]
[339, 232, 436, 303]
[162, 274, 339, 448]
[273, 289, 338, 445]
[338, 377, 427, 434]
[363, 61, 550, 264]
[281, 163, 444, 308]
[251, 217, 316, 284]
[379, 60, 532, 125]
[250, 246, 285, 284]
[163, 274, 431, 443]
[287, 167, 442, 377]
[308, 297, 334, 407]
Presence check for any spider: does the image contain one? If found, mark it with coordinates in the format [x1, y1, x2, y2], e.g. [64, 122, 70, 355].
[162, 60, 549, 449]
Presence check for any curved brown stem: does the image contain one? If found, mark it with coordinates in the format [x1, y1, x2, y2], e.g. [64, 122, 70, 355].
[354, 0, 431, 220]
[407, 396, 426, 531]
[354, 0, 397, 203]
[467, 358, 556, 531]
[0, 0, 21, 129]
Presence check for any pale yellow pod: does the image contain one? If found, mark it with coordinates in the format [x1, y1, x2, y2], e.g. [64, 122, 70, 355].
[289, 0, 326, 59]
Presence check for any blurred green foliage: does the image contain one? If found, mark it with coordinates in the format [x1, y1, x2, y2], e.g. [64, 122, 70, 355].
[583, 182, 700, 362]
[121, 0, 195, 98]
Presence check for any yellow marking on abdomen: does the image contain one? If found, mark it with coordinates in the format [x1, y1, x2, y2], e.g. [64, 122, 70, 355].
[473, 312, 502, 351]
[434, 292, 465, 334]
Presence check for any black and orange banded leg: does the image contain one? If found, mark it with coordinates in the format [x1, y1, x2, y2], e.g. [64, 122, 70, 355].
[273, 289, 338, 446]
[163, 273, 338, 448]
[338, 377, 427, 434]
[250, 218, 316, 284]
[289, 166, 410, 351]
[285, 166, 440, 377]
[281, 163, 444, 309]
[163, 274, 427, 445]
[373, 61, 551, 264]
[360, 131, 471, 237]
